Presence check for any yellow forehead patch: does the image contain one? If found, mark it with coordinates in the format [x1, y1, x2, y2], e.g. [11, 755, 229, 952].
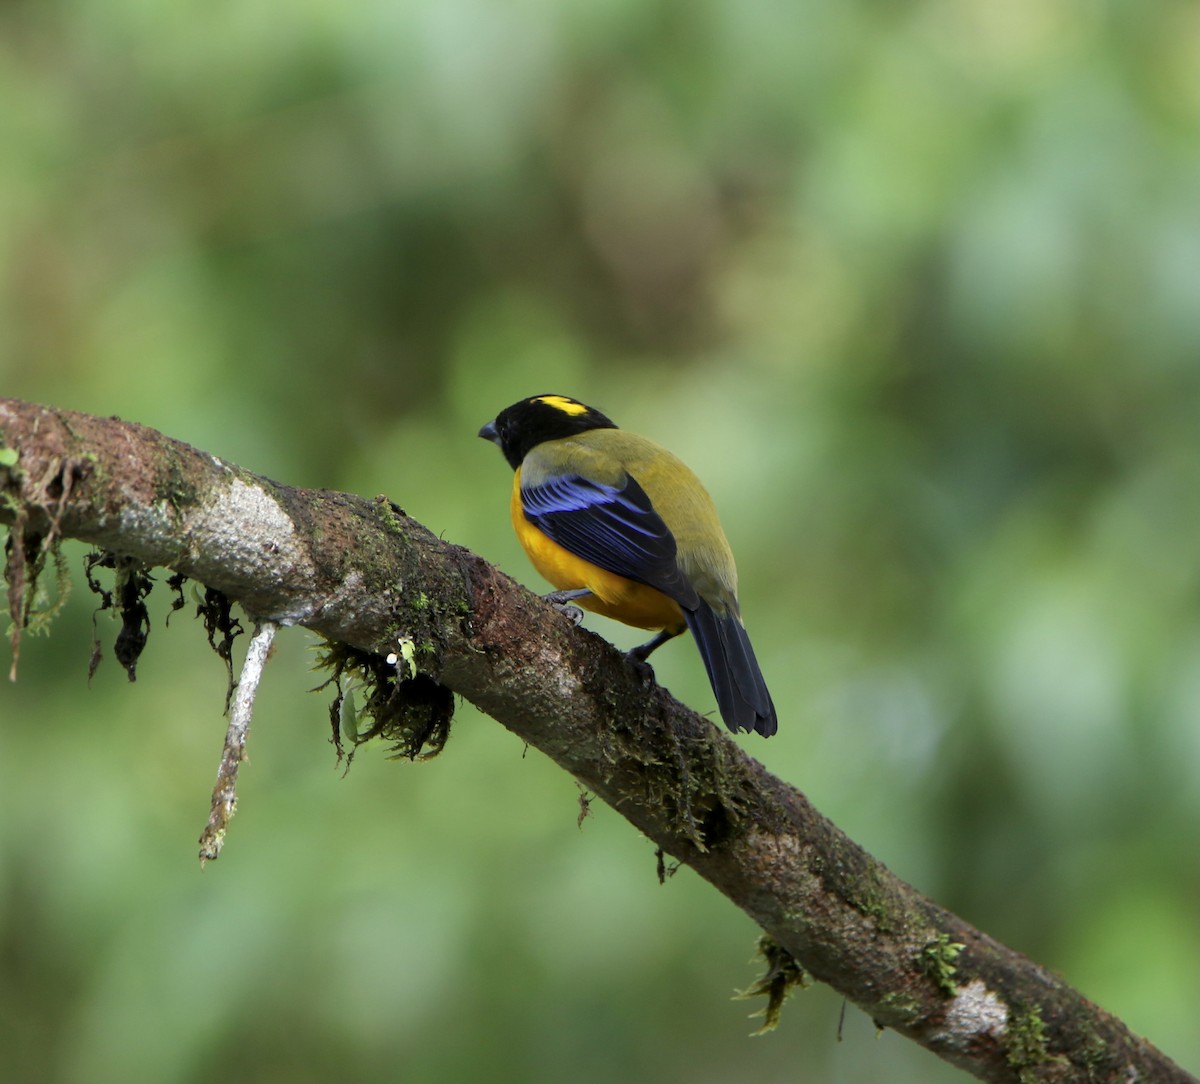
[533, 395, 589, 416]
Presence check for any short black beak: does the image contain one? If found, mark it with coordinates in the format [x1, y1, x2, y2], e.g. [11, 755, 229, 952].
[478, 420, 500, 445]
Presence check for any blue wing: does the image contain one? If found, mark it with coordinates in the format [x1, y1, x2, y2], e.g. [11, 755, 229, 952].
[521, 473, 700, 608]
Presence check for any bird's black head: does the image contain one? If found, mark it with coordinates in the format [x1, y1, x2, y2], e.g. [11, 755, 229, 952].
[478, 394, 618, 469]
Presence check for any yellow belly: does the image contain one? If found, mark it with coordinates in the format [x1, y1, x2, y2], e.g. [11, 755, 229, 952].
[510, 474, 685, 633]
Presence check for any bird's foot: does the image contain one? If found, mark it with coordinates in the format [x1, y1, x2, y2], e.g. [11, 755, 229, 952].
[554, 603, 585, 626]
[627, 642, 655, 664]
[623, 648, 657, 684]
[543, 588, 591, 626]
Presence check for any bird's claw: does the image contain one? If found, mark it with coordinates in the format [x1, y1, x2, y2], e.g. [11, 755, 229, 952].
[552, 602, 585, 626]
[543, 588, 590, 626]
[624, 650, 656, 683]
[627, 642, 653, 664]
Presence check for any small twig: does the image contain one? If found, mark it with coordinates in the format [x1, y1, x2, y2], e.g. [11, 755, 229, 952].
[198, 619, 278, 866]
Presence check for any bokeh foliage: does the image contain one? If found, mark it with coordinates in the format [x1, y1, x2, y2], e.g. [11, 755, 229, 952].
[2, 1, 1197, 1081]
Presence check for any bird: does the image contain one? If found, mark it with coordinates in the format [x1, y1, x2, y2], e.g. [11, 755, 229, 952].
[479, 393, 777, 737]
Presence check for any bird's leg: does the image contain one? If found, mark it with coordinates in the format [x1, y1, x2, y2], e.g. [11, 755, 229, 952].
[627, 628, 681, 663]
[543, 587, 592, 626]
[544, 588, 592, 605]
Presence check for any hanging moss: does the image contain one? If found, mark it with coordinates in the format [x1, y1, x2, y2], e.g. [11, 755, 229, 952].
[315, 639, 455, 765]
[735, 934, 811, 1035]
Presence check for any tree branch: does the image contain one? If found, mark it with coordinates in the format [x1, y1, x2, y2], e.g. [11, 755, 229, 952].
[0, 398, 1192, 1084]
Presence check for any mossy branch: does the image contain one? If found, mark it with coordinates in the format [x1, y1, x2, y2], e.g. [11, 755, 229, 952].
[0, 398, 1193, 1084]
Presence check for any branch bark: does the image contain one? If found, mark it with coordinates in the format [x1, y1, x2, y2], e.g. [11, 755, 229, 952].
[0, 398, 1192, 1084]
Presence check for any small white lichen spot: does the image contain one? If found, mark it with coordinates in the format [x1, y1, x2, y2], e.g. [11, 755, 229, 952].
[933, 978, 1008, 1049]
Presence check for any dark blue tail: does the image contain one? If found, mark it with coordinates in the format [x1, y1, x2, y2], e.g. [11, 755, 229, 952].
[684, 601, 777, 737]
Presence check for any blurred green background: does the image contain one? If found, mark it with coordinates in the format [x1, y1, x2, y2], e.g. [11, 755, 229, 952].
[2, 1, 1198, 1081]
